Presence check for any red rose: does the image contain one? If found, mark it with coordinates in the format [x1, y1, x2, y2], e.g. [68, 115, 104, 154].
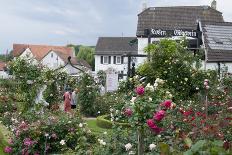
[153, 110, 165, 121]
[147, 119, 155, 128]
[151, 126, 162, 134]
[162, 100, 172, 108]
[124, 108, 133, 117]
[136, 86, 145, 95]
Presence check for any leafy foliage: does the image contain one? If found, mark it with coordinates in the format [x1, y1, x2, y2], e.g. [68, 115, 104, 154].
[78, 73, 99, 116]
[138, 39, 218, 100]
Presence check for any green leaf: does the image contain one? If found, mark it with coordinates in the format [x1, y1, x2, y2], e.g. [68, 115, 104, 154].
[183, 150, 193, 155]
[159, 142, 170, 155]
[184, 137, 192, 148]
[191, 140, 206, 153]
[212, 140, 223, 147]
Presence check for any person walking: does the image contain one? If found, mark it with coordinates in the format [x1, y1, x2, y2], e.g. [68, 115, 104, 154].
[63, 89, 71, 112]
[71, 88, 78, 109]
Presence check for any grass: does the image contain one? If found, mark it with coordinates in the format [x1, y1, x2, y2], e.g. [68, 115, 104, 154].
[85, 119, 112, 135]
[0, 123, 11, 155]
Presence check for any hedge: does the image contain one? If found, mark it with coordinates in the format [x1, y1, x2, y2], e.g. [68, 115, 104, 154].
[96, 115, 130, 129]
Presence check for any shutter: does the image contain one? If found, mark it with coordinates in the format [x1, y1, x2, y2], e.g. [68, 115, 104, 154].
[100, 56, 103, 64]
[108, 56, 111, 64]
[113, 56, 116, 64]
[121, 56, 124, 64]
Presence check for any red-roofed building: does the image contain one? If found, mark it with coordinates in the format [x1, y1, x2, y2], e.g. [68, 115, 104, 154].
[12, 44, 91, 75]
[0, 61, 9, 78]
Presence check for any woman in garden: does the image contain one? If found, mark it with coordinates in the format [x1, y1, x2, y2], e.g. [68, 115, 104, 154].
[63, 89, 71, 112]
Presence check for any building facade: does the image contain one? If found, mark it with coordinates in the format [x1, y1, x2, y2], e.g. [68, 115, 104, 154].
[95, 37, 138, 79]
[136, 4, 224, 65]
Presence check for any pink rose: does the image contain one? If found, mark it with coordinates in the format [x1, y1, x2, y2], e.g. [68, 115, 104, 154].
[146, 119, 156, 128]
[23, 138, 34, 146]
[162, 100, 172, 109]
[51, 133, 57, 139]
[153, 110, 165, 121]
[136, 86, 145, 95]
[151, 126, 162, 134]
[8, 138, 13, 145]
[4, 146, 13, 153]
[124, 108, 133, 117]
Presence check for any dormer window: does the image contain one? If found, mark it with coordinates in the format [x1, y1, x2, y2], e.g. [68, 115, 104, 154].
[51, 53, 53, 58]
[213, 37, 223, 44]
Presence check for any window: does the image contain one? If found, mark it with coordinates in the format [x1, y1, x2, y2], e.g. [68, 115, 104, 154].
[116, 56, 121, 64]
[103, 56, 108, 64]
[51, 53, 53, 58]
[213, 37, 223, 44]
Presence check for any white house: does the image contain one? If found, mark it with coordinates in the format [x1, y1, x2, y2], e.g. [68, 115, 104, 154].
[95, 37, 138, 79]
[135, 1, 224, 66]
[0, 61, 9, 79]
[12, 44, 91, 75]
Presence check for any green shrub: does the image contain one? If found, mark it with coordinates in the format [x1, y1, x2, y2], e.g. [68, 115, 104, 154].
[96, 115, 130, 129]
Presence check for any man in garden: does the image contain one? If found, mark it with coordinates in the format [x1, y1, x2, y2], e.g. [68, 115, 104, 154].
[71, 88, 78, 109]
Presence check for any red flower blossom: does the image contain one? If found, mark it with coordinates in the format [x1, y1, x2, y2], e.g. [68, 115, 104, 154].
[162, 100, 172, 109]
[146, 119, 162, 134]
[183, 110, 193, 117]
[136, 86, 145, 95]
[151, 126, 162, 134]
[124, 108, 133, 117]
[153, 110, 165, 121]
[147, 119, 155, 128]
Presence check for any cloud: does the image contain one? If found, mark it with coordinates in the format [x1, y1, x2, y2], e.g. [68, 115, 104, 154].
[0, 0, 232, 52]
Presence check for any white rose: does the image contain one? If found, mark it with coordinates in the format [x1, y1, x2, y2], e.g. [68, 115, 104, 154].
[125, 143, 132, 151]
[149, 143, 156, 151]
[60, 140, 65, 145]
[79, 123, 83, 128]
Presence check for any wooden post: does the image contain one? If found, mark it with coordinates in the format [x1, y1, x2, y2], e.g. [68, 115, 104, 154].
[138, 128, 144, 155]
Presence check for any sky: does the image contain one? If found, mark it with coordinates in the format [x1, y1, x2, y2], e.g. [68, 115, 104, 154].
[0, 0, 232, 53]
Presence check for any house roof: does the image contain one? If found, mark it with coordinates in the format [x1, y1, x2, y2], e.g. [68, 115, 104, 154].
[202, 22, 232, 62]
[95, 37, 138, 55]
[137, 6, 224, 36]
[0, 61, 6, 71]
[54, 51, 91, 69]
[13, 44, 73, 61]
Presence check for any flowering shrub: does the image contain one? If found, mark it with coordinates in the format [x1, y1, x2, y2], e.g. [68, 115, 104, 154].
[78, 73, 100, 116]
[8, 57, 69, 112]
[3, 111, 95, 154]
[138, 39, 218, 100]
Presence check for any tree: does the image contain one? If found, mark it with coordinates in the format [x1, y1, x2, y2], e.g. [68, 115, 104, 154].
[67, 45, 95, 70]
[77, 46, 95, 70]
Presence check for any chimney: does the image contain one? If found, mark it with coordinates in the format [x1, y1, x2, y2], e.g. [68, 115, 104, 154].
[142, 0, 147, 11]
[211, 0, 217, 10]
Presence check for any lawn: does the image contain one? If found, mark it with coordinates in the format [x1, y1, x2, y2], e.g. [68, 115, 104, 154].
[85, 119, 111, 135]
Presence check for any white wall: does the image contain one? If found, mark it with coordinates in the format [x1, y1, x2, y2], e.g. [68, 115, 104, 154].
[63, 64, 82, 75]
[137, 38, 148, 65]
[19, 48, 38, 64]
[0, 71, 9, 79]
[20, 48, 34, 58]
[224, 63, 232, 73]
[202, 61, 232, 74]
[95, 55, 128, 74]
[41, 51, 65, 69]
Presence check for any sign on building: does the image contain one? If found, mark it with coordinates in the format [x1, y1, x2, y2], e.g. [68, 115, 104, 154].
[106, 68, 118, 92]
